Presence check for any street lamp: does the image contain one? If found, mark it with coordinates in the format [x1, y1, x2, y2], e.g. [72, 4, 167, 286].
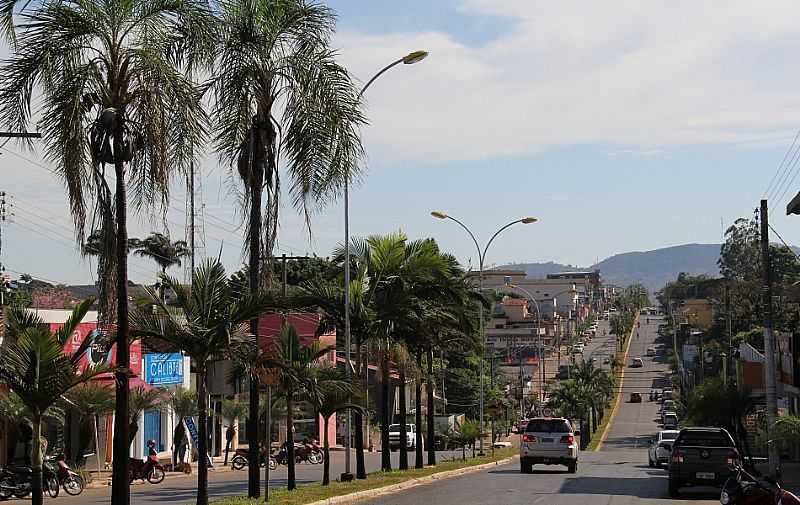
[431, 211, 538, 455]
[342, 50, 428, 481]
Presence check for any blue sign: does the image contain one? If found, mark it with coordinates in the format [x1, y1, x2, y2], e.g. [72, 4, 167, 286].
[184, 416, 199, 446]
[144, 353, 184, 385]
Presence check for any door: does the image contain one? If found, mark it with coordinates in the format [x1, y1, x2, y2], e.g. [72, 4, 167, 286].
[143, 410, 162, 456]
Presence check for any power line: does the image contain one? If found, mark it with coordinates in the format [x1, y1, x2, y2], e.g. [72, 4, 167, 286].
[764, 128, 800, 200]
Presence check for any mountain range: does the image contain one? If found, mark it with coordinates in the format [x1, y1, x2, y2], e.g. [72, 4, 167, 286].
[500, 243, 724, 293]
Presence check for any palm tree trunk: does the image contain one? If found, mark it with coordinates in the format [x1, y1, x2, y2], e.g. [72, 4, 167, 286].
[247, 125, 264, 498]
[591, 405, 598, 433]
[30, 413, 43, 505]
[380, 346, 391, 472]
[111, 150, 131, 505]
[415, 350, 424, 469]
[286, 389, 296, 490]
[426, 347, 436, 466]
[354, 338, 366, 479]
[197, 366, 209, 505]
[322, 416, 331, 486]
[398, 368, 408, 471]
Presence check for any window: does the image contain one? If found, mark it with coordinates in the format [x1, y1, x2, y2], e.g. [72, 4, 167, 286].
[525, 419, 571, 433]
[675, 430, 734, 447]
[661, 432, 678, 441]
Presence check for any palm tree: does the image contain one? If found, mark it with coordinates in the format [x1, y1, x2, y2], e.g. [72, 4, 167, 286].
[131, 260, 268, 505]
[256, 324, 333, 491]
[0, 299, 112, 505]
[128, 386, 163, 448]
[168, 389, 197, 467]
[309, 368, 362, 486]
[65, 383, 115, 472]
[0, 3, 216, 501]
[208, 1, 364, 494]
[0, 392, 63, 466]
[392, 344, 415, 471]
[294, 269, 374, 479]
[131, 233, 190, 292]
[221, 399, 247, 466]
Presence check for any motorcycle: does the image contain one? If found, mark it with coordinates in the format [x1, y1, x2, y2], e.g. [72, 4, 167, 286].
[0, 465, 60, 499]
[304, 439, 323, 465]
[45, 454, 84, 496]
[721, 465, 800, 505]
[129, 455, 165, 484]
[231, 447, 277, 471]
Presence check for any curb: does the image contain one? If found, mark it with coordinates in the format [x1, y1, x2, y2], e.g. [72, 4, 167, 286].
[594, 313, 638, 451]
[306, 456, 518, 505]
[87, 464, 233, 489]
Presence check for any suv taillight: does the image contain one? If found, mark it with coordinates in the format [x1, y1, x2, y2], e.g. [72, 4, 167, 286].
[560, 435, 575, 444]
[671, 450, 684, 464]
[726, 451, 739, 467]
[523, 434, 537, 443]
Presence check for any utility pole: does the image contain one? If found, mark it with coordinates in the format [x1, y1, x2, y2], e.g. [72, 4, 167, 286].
[278, 254, 310, 297]
[725, 283, 732, 385]
[0, 191, 6, 306]
[760, 199, 779, 478]
[189, 161, 195, 275]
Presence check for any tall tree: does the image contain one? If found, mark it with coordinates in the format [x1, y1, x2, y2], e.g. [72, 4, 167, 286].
[221, 399, 247, 466]
[209, 0, 364, 494]
[256, 324, 333, 491]
[132, 260, 268, 505]
[167, 389, 197, 467]
[0, 299, 111, 505]
[131, 232, 190, 274]
[0, 3, 217, 502]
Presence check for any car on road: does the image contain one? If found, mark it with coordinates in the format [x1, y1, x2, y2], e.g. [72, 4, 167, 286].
[660, 400, 675, 419]
[668, 427, 739, 498]
[661, 389, 673, 402]
[603, 356, 610, 364]
[520, 417, 579, 474]
[663, 412, 679, 429]
[646, 347, 656, 357]
[629, 392, 642, 403]
[388, 423, 418, 451]
[572, 345, 584, 354]
[630, 357, 643, 368]
[648, 429, 679, 468]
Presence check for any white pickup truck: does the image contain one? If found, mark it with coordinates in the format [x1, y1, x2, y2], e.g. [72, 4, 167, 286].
[388, 423, 418, 451]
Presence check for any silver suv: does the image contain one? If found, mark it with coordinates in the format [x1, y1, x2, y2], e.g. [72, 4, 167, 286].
[520, 417, 579, 473]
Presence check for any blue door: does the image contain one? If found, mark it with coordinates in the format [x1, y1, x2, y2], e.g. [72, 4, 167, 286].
[143, 410, 162, 455]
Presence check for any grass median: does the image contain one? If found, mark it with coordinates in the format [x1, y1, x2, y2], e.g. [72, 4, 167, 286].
[213, 447, 517, 505]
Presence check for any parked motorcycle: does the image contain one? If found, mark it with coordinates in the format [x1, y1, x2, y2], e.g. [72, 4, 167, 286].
[0, 465, 60, 499]
[231, 447, 277, 471]
[721, 465, 800, 505]
[129, 456, 165, 484]
[45, 454, 84, 496]
[303, 439, 324, 465]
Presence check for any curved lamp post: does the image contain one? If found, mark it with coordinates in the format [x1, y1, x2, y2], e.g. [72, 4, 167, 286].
[343, 50, 428, 480]
[431, 211, 537, 455]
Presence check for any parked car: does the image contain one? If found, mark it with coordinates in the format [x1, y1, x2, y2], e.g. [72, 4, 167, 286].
[629, 392, 642, 403]
[646, 347, 656, 357]
[667, 427, 739, 498]
[630, 357, 644, 368]
[520, 417, 579, 474]
[648, 430, 680, 468]
[388, 423, 419, 451]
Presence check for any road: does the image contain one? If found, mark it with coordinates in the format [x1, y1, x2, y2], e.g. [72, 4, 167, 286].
[368, 316, 720, 505]
[46, 449, 461, 505]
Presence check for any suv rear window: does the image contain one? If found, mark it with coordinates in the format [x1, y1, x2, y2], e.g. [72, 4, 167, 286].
[675, 430, 734, 447]
[525, 419, 570, 433]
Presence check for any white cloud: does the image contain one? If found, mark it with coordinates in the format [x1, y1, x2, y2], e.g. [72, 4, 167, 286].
[335, 0, 800, 164]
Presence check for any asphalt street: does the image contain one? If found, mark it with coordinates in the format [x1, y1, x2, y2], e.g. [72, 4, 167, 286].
[368, 316, 721, 505]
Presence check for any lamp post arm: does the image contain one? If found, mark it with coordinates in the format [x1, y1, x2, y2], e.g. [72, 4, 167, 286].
[358, 58, 405, 99]
[444, 215, 484, 271]
[483, 219, 525, 264]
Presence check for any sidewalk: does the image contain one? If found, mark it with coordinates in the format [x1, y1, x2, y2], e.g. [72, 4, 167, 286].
[85, 454, 233, 489]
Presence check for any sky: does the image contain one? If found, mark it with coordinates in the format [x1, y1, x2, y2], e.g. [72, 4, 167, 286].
[3, 0, 800, 285]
